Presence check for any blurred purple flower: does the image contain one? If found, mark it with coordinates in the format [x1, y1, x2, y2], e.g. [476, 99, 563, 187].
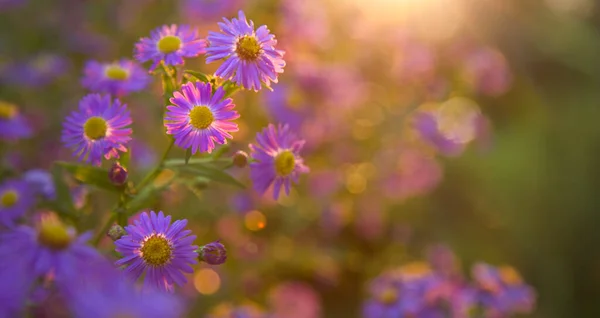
[82, 59, 150, 97]
[206, 10, 285, 91]
[269, 281, 321, 318]
[380, 148, 442, 201]
[130, 140, 158, 170]
[0, 101, 32, 141]
[4, 53, 70, 88]
[280, 0, 330, 47]
[135, 24, 206, 71]
[207, 302, 268, 318]
[115, 211, 198, 293]
[66, 259, 184, 318]
[62, 94, 132, 166]
[0, 214, 102, 289]
[165, 82, 239, 154]
[0, 179, 35, 227]
[249, 123, 309, 200]
[180, 0, 241, 20]
[461, 47, 512, 97]
[0, 258, 32, 317]
[472, 263, 536, 316]
[24, 169, 55, 200]
[263, 83, 310, 132]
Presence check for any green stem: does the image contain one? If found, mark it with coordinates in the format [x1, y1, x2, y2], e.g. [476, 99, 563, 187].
[135, 138, 174, 191]
[93, 213, 117, 246]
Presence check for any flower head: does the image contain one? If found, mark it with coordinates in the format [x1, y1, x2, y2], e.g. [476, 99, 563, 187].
[165, 82, 239, 154]
[24, 169, 55, 200]
[115, 211, 198, 292]
[135, 24, 206, 71]
[0, 214, 102, 290]
[249, 123, 309, 200]
[198, 240, 227, 265]
[0, 179, 35, 227]
[66, 259, 184, 318]
[0, 101, 32, 141]
[62, 94, 132, 166]
[82, 59, 150, 96]
[206, 10, 285, 91]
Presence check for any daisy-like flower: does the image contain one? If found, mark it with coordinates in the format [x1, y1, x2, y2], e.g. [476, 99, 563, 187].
[165, 82, 239, 154]
[114, 211, 198, 292]
[0, 213, 102, 289]
[134, 24, 206, 71]
[62, 94, 132, 166]
[0, 101, 32, 141]
[206, 10, 285, 91]
[81, 59, 150, 96]
[249, 123, 309, 200]
[0, 179, 34, 227]
[67, 259, 184, 318]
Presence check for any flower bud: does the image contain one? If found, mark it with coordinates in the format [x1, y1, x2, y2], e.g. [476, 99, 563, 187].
[232, 150, 248, 168]
[107, 224, 126, 241]
[198, 240, 227, 265]
[109, 162, 128, 186]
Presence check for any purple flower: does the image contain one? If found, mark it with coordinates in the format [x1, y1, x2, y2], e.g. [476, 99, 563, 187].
[206, 10, 285, 91]
[2, 53, 70, 88]
[462, 47, 512, 97]
[114, 211, 198, 292]
[0, 256, 33, 317]
[180, 0, 240, 20]
[263, 83, 310, 132]
[0, 179, 34, 227]
[0, 101, 32, 141]
[249, 123, 309, 200]
[413, 98, 482, 157]
[81, 59, 150, 97]
[134, 24, 206, 71]
[62, 94, 132, 166]
[472, 263, 536, 316]
[165, 82, 239, 154]
[0, 214, 102, 289]
[66, 259, 184, 318]
[24, 169, 55, 200]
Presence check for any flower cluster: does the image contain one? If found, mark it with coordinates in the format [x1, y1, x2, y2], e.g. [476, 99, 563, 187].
[362, 247, 536, 318]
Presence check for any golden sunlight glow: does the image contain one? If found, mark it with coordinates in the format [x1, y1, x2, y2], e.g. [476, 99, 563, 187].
[194, 268, 221, 295]
[346, 0, 465, 41]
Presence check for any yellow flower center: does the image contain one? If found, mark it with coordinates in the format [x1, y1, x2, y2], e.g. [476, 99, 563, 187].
[0, 102, 18, 119]
[140, 235, 172, 266]
[189, 106, 214, 130]
[1, 190, 18, 208]
[105, 65, 129, 81]
[236, 36, 261, 61]
[499, 266, 522, 286]
[83, 116, 108, 140]
[378, 287, 399, 305]
[37, 221, 72, 250]
[158, 35, 182, 54]
[274, 150, 296, 176]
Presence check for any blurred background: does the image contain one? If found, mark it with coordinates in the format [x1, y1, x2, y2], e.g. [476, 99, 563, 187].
[2, 0, 600, 317]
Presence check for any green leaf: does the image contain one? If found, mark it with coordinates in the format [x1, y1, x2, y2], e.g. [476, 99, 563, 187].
[56, 162, 120, 192]
[223, 81, 241, 97]
[179, 166, 245, 189]
[185, 148, 193, 165]
[184, 70, 210, 82]
[49, 164, 77, 219]
[164, 157, 232, 167]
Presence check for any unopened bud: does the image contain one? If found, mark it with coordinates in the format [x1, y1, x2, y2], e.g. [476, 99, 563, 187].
[107, 224, 126, 241]
[198, 240, 227, 265]
[109, 162, 128, 186]
[232, 150, 248, 168]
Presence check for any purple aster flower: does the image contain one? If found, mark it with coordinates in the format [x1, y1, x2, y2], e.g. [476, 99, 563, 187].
[472, 263, 536, 316]
[206, 10, 285, 91]
[0, 101, 32, 141]
[24, 169, 56, 200]
[66, 259, 184, 318]
[62, 94, 132, 166]
[180, 0, 240, 20]
[134, 24, 206, 71]
[0, 256, 33, 317]
[114, 211, 198, 293]
[198, 240, 227, 265]
[165, 82, 239, 154]
[81, 59, 150, 97]
[249, 123, 309, 200]
[0, 179, 34, 227]
[0, 214, 102, 290]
